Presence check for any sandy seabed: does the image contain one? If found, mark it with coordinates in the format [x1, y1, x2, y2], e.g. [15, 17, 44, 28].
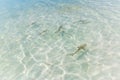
[0, 0, 120, 80]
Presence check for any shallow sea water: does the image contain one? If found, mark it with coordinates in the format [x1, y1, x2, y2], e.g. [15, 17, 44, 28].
[0, 0, 120, 80]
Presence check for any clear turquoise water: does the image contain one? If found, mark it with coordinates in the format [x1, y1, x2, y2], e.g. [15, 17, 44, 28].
[0, 0, 120, 80]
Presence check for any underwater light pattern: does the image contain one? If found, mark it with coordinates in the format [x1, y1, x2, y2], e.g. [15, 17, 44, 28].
[0, 0, 120, 80]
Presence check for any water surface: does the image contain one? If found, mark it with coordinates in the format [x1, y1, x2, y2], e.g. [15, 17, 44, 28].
[0, 0, 120, 80]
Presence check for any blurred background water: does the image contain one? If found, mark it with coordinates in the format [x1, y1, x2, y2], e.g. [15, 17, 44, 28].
[0, 0, 120, 80]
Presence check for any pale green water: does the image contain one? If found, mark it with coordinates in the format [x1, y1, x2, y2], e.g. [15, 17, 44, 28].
[0, 0, 120, 80]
